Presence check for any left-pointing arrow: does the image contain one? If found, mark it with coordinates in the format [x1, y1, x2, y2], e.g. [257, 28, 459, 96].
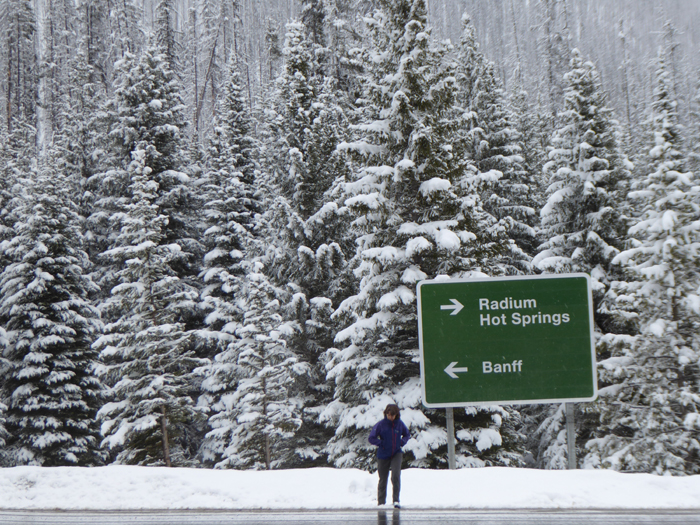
[444, 361, 469, 379]
[440, 298, 464, 316]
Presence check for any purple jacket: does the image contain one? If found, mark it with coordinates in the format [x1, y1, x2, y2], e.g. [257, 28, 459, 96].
[368, 417, 410, 459]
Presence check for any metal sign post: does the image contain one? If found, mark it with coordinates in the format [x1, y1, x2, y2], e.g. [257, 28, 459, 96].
[566, 402, 576, 469]
[446, 407, 456, 469]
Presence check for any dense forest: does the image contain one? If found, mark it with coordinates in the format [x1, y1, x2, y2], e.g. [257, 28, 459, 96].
[1, 0, 700, 475]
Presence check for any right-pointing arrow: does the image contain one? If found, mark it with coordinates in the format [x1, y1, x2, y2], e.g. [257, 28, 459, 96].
[440, 298, 464, 316]
[444, 361, 469, 379]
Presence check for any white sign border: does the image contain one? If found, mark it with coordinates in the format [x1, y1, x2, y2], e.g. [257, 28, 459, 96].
[417, 273, 598, 408]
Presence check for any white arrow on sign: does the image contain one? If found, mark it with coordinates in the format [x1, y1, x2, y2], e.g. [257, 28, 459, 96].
[444, 361, 469, 379]
[440, 298, 464, 316]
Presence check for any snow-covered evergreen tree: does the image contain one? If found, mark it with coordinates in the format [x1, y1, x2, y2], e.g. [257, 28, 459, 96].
[94, 147, 206, 467]
[199, 27, 347, 468]
[265, 20, 321, 216]
[300, 0, 325, 49]
[107, 41, 190, 178]
[261, 23, 352, 307]
[198, 55, 258, 351]
[0, 358, 7, 462]
[533, 403, 569, 469]
[321, 0, 355, 85]
[585, 51, 700, 475]
[456, 14, 536, 261]
[0, 158, 105, 466]
[244, 19, 354, 466]
[321, 0, 525, 470]
[0, 128, 17, 248]
[52, 43, 107, 187]
[203, 266, 306, 470]
[0, 118, 35, 241]
[48, 40, 109, 270]
[207, 56, 258, 184]
[533, 48, 633, 469]
[534, 48, 631, 281]
[506, 82, 553, 232]
[254, 190, 350, 466]
[89, 42, 199, 278]
[198, 57, 262, 465]
[0, 119, 36, 353]
[534, 48, 633, 344]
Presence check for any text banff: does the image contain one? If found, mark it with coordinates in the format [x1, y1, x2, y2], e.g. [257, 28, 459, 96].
[478, 297, 571, 327]
[483, 360, 523, 373]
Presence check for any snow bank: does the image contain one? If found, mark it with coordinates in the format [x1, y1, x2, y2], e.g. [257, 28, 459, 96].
[1, 466, 700, 510]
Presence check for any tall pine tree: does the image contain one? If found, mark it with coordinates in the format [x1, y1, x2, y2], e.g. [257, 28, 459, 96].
[94, 147, 206, 467]
[199, 55, 258, 354]
[535, 48, 631, 281]
[455, 18, 537, 259]
[198, 56, 262, 466]
[90, 42, 197, 265]
[533, 48, 632, 469]
[0, 157, 104, 466]
[585, 51, 700, 475]
[322, 0, 525, 470]
[250, 20, 353, 466]
[204, 266, 306, 469]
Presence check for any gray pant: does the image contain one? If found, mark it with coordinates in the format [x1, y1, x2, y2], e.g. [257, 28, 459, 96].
[377, 452, 402, 504]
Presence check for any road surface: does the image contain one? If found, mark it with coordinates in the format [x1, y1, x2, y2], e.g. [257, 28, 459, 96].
[2, 509, 700, 524]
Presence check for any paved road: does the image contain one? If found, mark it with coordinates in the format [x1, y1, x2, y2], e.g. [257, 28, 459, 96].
[2, 509, 700, 525]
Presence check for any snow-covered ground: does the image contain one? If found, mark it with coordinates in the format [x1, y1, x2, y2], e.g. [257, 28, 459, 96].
[1, 466, 700, 510]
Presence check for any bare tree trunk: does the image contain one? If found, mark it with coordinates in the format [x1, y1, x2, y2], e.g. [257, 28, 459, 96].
[262, 375, 270, 470]
[543, 0, 556, 113]
[161, 405, 172, 467]
[7, 34, 12, 131]
[245, 59, 251, 109]
[194, 27, 220, 127]
[36, 0, 53, 153]
[192, 5, 198, 137]
[510, 0, 522, 83]
[16, 19, 21, 123]
[619, 19, 632, 129]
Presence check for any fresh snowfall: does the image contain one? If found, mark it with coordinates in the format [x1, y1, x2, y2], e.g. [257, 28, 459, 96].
[2, 465, 700, 510]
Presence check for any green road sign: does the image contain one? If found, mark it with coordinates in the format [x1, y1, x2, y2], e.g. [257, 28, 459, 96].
[417, 274, 597, 408]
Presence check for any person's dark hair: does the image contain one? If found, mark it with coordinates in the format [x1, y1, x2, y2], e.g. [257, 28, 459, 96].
[384, 404, 400, 419]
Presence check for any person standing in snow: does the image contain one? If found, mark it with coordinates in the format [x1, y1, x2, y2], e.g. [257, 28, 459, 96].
[368, 404, 410, 508]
